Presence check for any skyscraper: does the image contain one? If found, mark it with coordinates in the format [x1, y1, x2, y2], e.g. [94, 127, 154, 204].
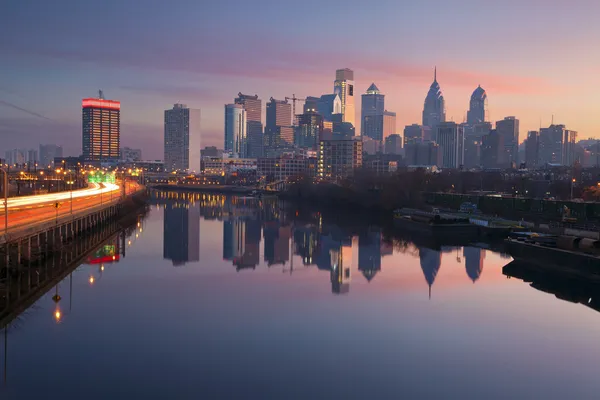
[235, 93, 263, 158]
[265, 98, 293, 156]
[422, 68, 446, 129]
[538, 124, 577, 166]
[404, 124, 425, 145]
[295, 111, 323, 149]
[496, 116, 520, 166]
[316, 94, 342, 121]
[383, 111, 396, 139]
[384, 134, 403, 155]
[467, 85, 487, 125]
[224, 104, 247, 157]
[463, 122, 492, 168]
[436, 122, 464, 168]
[82, 92, 120, 162]
[333, 68, 355, 127]
[525, 131, 539, 168]
[164, 104, 201, 172]
[481, 129, 505, 169]
[361, 83, 385, 142]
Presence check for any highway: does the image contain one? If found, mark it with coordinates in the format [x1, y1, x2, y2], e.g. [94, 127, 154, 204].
[0, 182, 137, 232]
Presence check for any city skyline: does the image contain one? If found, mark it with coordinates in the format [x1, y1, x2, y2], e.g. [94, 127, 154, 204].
[2, 1, 599, 158]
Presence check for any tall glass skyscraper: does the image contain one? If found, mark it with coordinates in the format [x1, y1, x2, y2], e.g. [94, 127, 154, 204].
[334, 68, 355, 127]
[224, 104, 247, 157]
[82, 93, 120, 162]
[164, 104, 201, 172]
[467, 85, 487, 125]
[361, 83, 385, 141]
[422, 68, 446, 130]
[235, 93, 263, 157]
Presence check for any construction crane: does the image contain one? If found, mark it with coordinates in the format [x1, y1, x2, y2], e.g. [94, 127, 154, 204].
[285, 94, 305, 125]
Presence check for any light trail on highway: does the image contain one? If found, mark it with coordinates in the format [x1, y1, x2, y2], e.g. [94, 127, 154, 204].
[3, 183, 121, 209]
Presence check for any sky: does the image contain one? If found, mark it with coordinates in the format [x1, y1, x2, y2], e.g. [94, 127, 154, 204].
[2, 0, 600, 159]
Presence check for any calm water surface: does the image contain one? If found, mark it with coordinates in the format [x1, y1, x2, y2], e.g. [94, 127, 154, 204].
[2, 192, 600, 399]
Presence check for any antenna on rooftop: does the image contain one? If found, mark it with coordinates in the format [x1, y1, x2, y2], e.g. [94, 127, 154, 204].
[98, 90, 104, 100]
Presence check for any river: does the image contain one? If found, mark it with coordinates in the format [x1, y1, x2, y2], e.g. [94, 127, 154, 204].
[1, 191, 600, 399]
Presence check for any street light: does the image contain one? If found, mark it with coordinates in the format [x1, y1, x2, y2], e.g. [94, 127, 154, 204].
[1, 167, 7, 240]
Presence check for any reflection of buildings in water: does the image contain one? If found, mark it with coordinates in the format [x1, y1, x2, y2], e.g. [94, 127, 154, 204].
[263, 222, 291, 266]
[358, 229, 382, 282]
[463, 247, 485, 282]
[419, 247, 442, 299]
[330, 243, 352, 294]
[223, 218, 261, 270]
[293, 226, 320, 266]
[163, 202, 200, 266]
[381, 240, 394, 258]
[87, 240, 121, 265]
[316, 233, 339, 271]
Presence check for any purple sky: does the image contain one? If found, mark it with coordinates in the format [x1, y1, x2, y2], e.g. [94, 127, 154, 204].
[2, 0, 600, 159]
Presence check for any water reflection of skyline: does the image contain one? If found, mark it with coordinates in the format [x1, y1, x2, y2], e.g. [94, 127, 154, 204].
[155, 191, 489, 295]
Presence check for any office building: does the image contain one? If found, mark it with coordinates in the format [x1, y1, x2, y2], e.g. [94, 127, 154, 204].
[304, 96, 320, 113]
[404, 124, 424, 145]
[467, 85, 487, 125]
[224, 104, 247, 157]
[405, 142, 440, 166]
[422, 68, 445, 129]
[316, 94, 342, 121]
[235, 93, 263, 158]
[481, 129, 505, 169]
[436, 122, 464, 168]
[39, 144, 63, 167]
[120, 147, 142, 162]
[295, 111, 323, 149]
[257, 153, 312, 182]
[496, 116, 519, 166]
[361, 83, 385, 142]
[82, 92, 120, 162]
[200, 146, 223, 159]
[463, 122, 491, 168]
[164, 104, 201, 172]
[27, 149, 38, 165]
[362, 136, 381, 155]
[538, 124, 577, 166]
[525, 131, 539, 168]
[266, 97, 292, 129]
[265, 98, 293, 156]
[383, 111, 396, 139]
[384, 134, 403, 155]
[318, 137, 363, 179]
[333, 68, 355, 127]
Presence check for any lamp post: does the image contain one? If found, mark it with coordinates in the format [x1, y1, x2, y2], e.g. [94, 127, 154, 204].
[1, 167, 7, 240]
[571, 177, 576, 200]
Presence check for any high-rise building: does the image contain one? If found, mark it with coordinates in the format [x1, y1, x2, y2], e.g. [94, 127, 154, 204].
[224, 104, 247, 157]
[163, 201, 200, 266]
[304, 96, 320, 113]
[265, 98, 293, 156]
[383, 111, 396, 140]
[318, 137, 363, 179]
[164, 104, 201, 172]
[316, 94, 342, 121]
[538, 124, 577, 166]
[481, 129, 505, 169]
[463, 122, 491, 168]
[404, 124, 425, 145]
[361, 83, 385, 142]
[384, 134, 403, 155]
[405, 142, 440, 166]
[39, 144, 63, 167]
[27, 149, 38, 164]
[82, 92, 120, 162]
[333, 68, 355, 127]
[525, 131, 539, 168]
[235, 93, 263, 158]
[496, 116, 519, 166]
[422, 68, 446, 129]
[295, 111, 323, 149]
[467, 85, 487, 125]
[436, 122, 464, 168]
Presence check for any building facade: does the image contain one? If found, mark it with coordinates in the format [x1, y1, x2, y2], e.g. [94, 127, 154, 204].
[164, 104, 201, 172]
[361, 83, 384, 142]
[318, 137, 363, 179]
[538, 124, 577, 166]
[496, 116, 520, 166]
[467, 85, 487, 125]
[525, 131, 539, 168]
[384, 134, 403, 155]
[404, 124, 424, 145]
[235, 93, 263, 158]
[39, 144, 63, 167]
[405, 142, 440, 166]
[316, 94, 342, 121]
[295, 111, 323, 149]
[82, 94, 120, 162]
[463, 122, 491, 168]
[224, 104, 247, 158]
[436, 122, 464, 168]
[333, 68, 355, 127]
[120, 147, 142, 162]
[422, 68, 446, 129]
[481, 129, 504, 169]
